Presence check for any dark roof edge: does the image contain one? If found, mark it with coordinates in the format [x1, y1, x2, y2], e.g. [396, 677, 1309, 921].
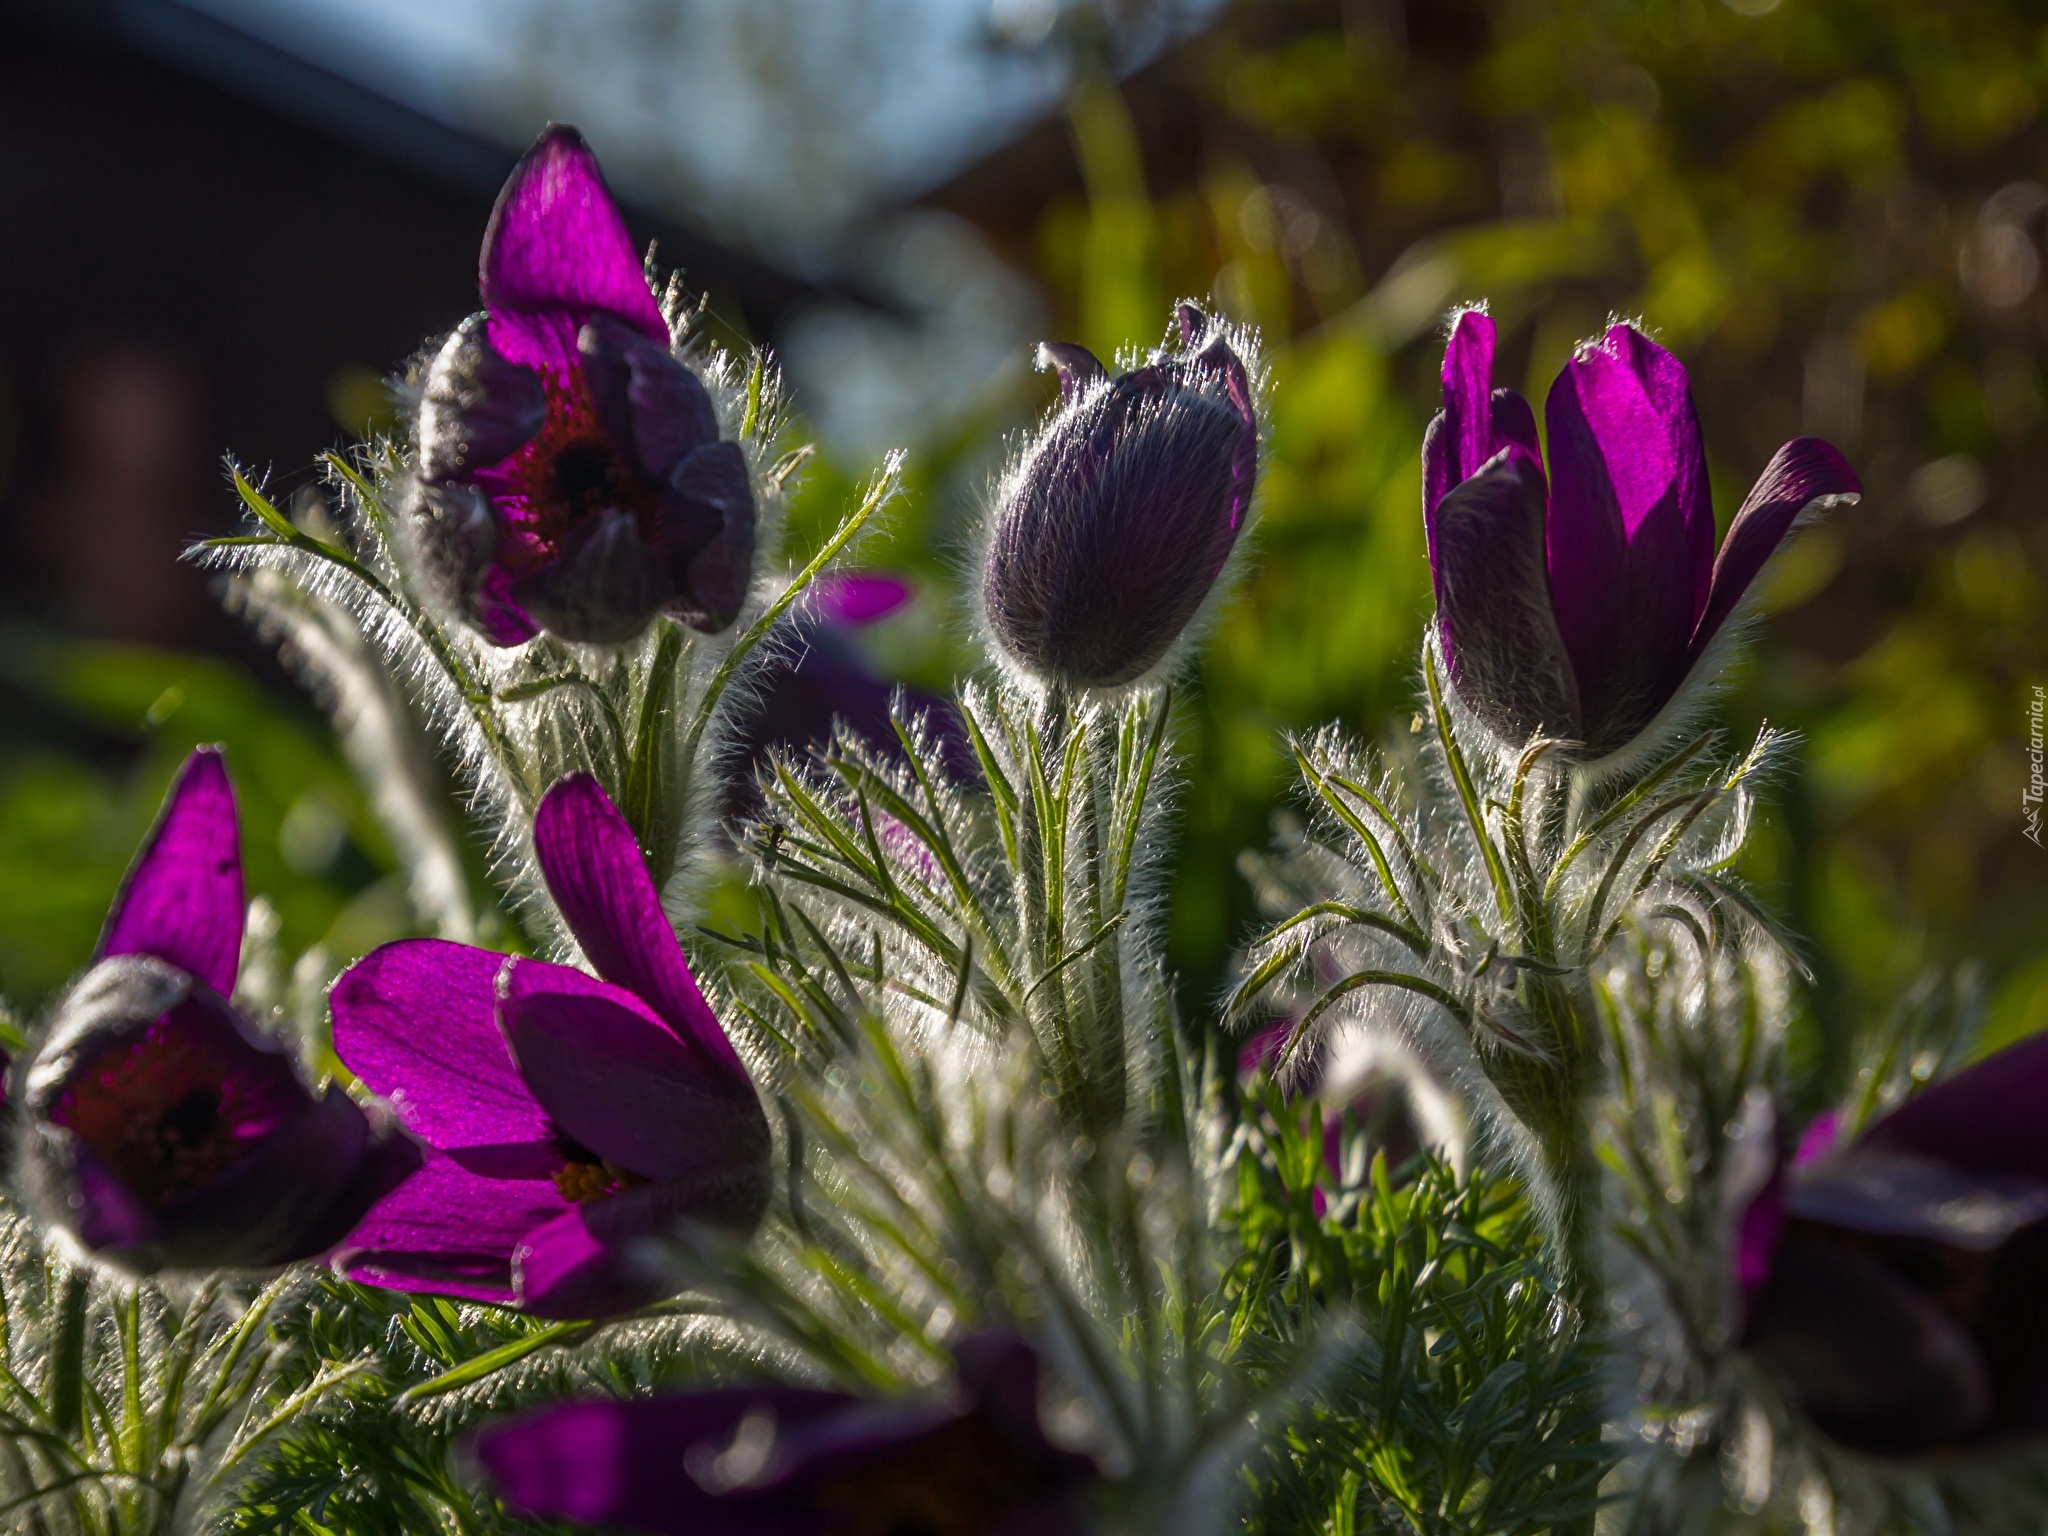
[110, 0, 520, 195]
[2, 0, 841, 328]
[6, 0, 516, 194]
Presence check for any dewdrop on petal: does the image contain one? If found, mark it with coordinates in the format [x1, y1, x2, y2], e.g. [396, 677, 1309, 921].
[981, 303, 1259, 689]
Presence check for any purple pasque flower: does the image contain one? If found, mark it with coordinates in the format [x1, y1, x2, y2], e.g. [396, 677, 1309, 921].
[474, 1334, 1100, 1535]
[982, 302, 1258, 689]
[18, 749, 414, 1273]
[1424, 309, 1860, 754]
[329, 773, 768, 1319]
[411, 123, 755, 647]
[1738, 1031, 2048, 1457]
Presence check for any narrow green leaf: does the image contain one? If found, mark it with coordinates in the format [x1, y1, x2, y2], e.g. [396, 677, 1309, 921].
[397, 1322, 589, 1403]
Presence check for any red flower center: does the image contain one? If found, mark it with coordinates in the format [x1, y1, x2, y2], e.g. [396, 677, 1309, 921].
[494, 370, 661, 577]
[51, 1012, 298, 1205]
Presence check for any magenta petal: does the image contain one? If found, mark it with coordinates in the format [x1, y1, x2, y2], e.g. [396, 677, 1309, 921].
[1552, 324, 1715, 574]
[1795, 1111, 1842, 1167]
[472, 566, 542, 648]
[498, 959, 769, 1179]
[663, 442, 757, 634]
[532, 775, 751, 1081]
[1490, 386, 1541, 468]
[1745, 1234, 1994, 1455]
[578, 312, 720, 483]
[509, 1199, 671, 1320]
[293, 1130, 424, 1258]
[477, 1390, 855, 1535]
[334, 1146, 571, 1305]
[481, 125, 667, 373]
[1858, 1030, 2048, 1188]
[147, 1091, 372, 1270]
[510, 1204, 630, 1319]
[510, 507, 675, 645]
[1429, 309, 1499, 513]
[98, 748, 242, 997]
[814, 572, 913, 627]
[1429, 447, 1580, 743]
[512, 1179, 770, 1327]
[1786, 1151, 2048, 1252]
[1734, 1172, 1784, 1320]
[1690, 437, 1860, 659]
[330, 940, 551, 1155]
[1423, 309, 1543, 522]
[60, 1138, 164, 1254]
[1542, 325, 1714, 750]
[514, 1169, 771, 1318]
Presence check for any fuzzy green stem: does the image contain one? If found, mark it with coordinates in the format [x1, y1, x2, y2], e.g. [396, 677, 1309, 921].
[48, 1269, 87, 1438]
[1496, 978, 1603, 1319]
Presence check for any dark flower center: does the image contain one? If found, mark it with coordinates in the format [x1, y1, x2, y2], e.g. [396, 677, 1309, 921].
[50, 1013, 298, 1205]
[497, 372, 659, 575]
[161, 1086, 220, 1148]
[807, 1414, 1047, 1536]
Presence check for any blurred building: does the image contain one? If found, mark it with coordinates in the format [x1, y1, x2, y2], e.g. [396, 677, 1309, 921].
[0, 0, 819, 650]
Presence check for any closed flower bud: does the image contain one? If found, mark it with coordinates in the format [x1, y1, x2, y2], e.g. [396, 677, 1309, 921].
[981, 303, 1259, 689]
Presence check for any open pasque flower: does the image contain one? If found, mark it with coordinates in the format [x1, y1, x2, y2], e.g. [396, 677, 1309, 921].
[1738, 1031, 2048, 1457]
[1424, 309, 1859, 754]
[412, 123, 755, 646]
[475, 1334, 1100, 1535]
[982, 302, 1258, 689]
[330, 773, 769, 1318]
[18, 749, 413, 1273]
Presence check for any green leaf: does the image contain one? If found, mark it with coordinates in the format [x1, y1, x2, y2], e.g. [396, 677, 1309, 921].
[395, 1322, 589, 1403]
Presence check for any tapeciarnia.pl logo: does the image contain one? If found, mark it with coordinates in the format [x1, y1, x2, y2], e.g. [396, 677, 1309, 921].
[2026, 684, 2045, 847]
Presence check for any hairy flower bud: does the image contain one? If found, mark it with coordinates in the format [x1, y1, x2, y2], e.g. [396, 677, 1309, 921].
[981, 303, 1258, 689]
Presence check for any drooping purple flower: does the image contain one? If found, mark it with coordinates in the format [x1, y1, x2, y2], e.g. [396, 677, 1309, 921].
[410, 124, 755, 647]
[1424, 309, 1860, 754]
[474, 1334, 1100, 1535]
[330, 773, 769, 1318]
[18, 750, 414, 1273]
[982, 303, 1259, 689]
[1738, 1032, 2048, 1457]
[726, 571, 973, 820]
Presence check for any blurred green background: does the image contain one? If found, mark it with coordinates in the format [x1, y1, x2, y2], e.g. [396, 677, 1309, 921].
[3, 0, 2044, 1103]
